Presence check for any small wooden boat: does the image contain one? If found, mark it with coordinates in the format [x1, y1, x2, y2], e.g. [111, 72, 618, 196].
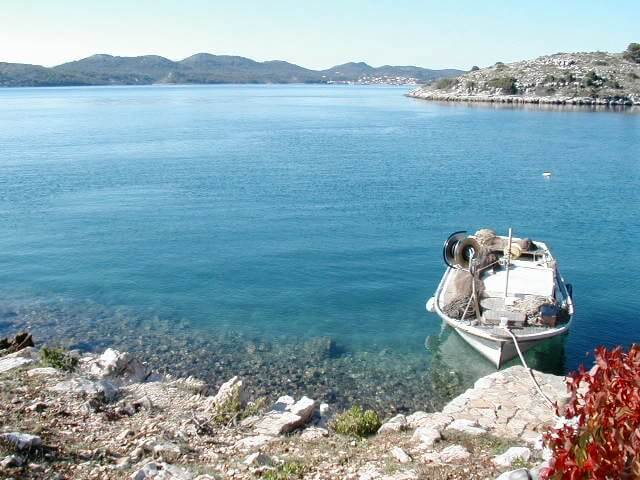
[426, 229, 574, 368]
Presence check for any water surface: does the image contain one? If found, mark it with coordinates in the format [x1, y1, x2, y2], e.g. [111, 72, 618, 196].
[1, 85, 638, 412]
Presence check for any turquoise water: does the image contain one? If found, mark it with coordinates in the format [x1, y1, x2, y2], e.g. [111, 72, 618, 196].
[1, 85, 638, 411]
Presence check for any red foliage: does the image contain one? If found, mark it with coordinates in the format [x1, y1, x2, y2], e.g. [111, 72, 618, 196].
[542, 345, 640, 479]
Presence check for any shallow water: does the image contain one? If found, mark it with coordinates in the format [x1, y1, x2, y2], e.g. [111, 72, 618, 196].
[0, 85, 638, 412]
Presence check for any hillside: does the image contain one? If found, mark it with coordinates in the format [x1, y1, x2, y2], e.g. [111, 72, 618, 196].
[0, 54, 464, 87]
[408, 47, 640, 106]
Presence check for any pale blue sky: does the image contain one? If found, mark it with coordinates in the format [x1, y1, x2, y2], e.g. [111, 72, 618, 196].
[1, 0, 637, 70]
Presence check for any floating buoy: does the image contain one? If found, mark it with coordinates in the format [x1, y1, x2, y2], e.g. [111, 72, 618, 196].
[542, 171, 552, 177]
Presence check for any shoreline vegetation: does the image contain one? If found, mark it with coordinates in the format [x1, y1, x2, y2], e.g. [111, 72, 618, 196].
[0, 331, 565, 479]
[408, 45, 640, 107]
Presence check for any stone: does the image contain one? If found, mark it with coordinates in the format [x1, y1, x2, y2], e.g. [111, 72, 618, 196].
[390, 446, 412, 464]
[27, 401, 48, 412]
[26, 367, 60, 377]
[407, 412, 453, 430]
[206, 376, 246, 410]
[0, 432, 42, 450]
[0, 454, 24, 469]
[494, 446, 531, 467]
[243, 452, 272, 466]
[233, 434, 275, 450]
[253, 396, 316, 435]
[529, 460, 550, 480]
[300, 426, 329, 441]
[378, 414, 408, 434]
[319, 402, 330, 416]
[495, 469, 532, 480]
[0, 356, 33, 374]
[445, 418, 487, 435]
[412, 426, 441, 448]
[0, 332, 33, 355]
[50, 377, 118, 402]
[87, 348, 149, 383]
[438, 445, 471, 464]
[130, 461, 192, 479]
[152, 442, 182, 462]
[133, 395, 154, 411]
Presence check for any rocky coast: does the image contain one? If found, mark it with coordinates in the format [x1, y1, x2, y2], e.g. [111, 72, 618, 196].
[408, 50, 640, 107]
[0, 332, 569, 480]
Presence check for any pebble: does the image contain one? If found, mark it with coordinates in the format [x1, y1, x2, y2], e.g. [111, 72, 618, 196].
[390, 446, 412, 464]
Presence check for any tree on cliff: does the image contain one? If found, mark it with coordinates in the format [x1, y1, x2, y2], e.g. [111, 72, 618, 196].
[623, 43, 640, 63]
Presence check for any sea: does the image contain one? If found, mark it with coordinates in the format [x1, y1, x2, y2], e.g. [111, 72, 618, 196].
[0, 84, 638, 413]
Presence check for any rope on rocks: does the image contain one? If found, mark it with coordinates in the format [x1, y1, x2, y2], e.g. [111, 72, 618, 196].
[503, 327, 557, 412]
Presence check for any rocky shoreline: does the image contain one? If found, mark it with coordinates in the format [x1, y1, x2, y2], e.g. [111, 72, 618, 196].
[0, 333, 569, 479]
[406, 90, 639, 106]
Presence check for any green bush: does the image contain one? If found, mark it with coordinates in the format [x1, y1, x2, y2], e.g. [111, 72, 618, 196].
[41, 347, 78, 372]
[330, 405, 381, 437]
[623, 42, 640, 63]
[488, 76, 518, 94]
[263, 461, 306, 480]
[434, 77, 457, 90]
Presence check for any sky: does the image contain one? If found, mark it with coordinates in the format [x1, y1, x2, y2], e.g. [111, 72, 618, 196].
[1, 0, 638, 70]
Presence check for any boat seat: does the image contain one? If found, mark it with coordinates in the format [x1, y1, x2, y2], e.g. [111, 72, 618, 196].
[482, 309, 526, 327]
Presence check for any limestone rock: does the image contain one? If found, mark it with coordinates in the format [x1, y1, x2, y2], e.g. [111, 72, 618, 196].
[495, 469, 532, 480]
[50, 377, 118, 402]
[152, 442, 182, 462]
[0, 332, 33, 355]
[243, 452, 273, 466]
[0, 356, 33, 374]
[206, 376, 246, 411]
[390, 446, 412, 464]
[253, 396, 316, 435]
[378, 414, 408, 434]
[233, 434, 275, 450]
[300, 426, 329, 441]
[412, 426, 441, 448]
[439, 445, 471, 464]
[86, 348, 149, 383]
[26, 367, 60, 377]
[0, 432, 42, 450]
[130, 461, 192, 479]
[407, 411, 453, 430]
[493, 447, 532, 467]
[445, 418, 487, 435]
[0, 454, 24, 469]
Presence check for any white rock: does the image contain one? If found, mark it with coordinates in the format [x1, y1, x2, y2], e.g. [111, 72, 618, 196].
[0, 454, 24, 469]
[0, 432, 42, 450]
[358, 465, 382, 480]
[495, 469, 532, 480]
[407, 412, 453, 430]
[233, 434, 275, 450]
[319, 403, 330, 416]
[243, 452, 272, 466]
[152, 443, 182, 462]
[390, 446, 412, 464]
[50, 377, 118, 402]
[529, 460, 550, 480]
[253, 396, 316, 435]
[26, 367, 60, 377]
[493, 446, 531, 467]
[206, 376, 246, 410]
[412, 426, 441, 448]
[0, 356, 33, 374]
[445, 418, 487, 435]
[130, 461, 192, 479]
[378, 414, 407, 434]
[300, 426, 329, 441]
[88, 348, 149, 383]
[439, 445, 471, 464]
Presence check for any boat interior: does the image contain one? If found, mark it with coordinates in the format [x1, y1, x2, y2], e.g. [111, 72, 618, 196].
[438, 229, 572, 336]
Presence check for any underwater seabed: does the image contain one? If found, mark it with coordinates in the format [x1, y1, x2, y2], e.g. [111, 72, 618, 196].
[424, 323, 567, 389]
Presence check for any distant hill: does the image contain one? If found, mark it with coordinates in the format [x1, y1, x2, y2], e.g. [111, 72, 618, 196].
[408, 46, 640, 106]
[0, 54, 464, 87]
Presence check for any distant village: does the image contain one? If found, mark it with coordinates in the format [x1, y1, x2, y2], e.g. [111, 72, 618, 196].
[326, 75, 420, 85]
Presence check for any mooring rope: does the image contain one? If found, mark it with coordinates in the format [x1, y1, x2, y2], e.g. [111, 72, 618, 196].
[503, 327, 557, 412]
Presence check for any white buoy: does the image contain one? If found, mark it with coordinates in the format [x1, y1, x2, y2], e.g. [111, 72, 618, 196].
[542, 171, 552, 177]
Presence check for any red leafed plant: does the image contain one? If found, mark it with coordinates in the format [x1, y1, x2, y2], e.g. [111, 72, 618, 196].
[542, 345, 640, 479]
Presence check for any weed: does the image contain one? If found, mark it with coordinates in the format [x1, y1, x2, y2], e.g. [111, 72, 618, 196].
[330, 405, 381, 438]
[41, 347, 78, 372]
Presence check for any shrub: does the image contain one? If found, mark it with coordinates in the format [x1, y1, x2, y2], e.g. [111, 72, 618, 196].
[41, 347, 78, 372]
[542, 345, 640, 479]
[434, 77, 457, 90]
[622, 43, 640, 63]
[330, 405, 381, 437]
[263, 461, 306, 480]
[488, 76, 518, 94]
